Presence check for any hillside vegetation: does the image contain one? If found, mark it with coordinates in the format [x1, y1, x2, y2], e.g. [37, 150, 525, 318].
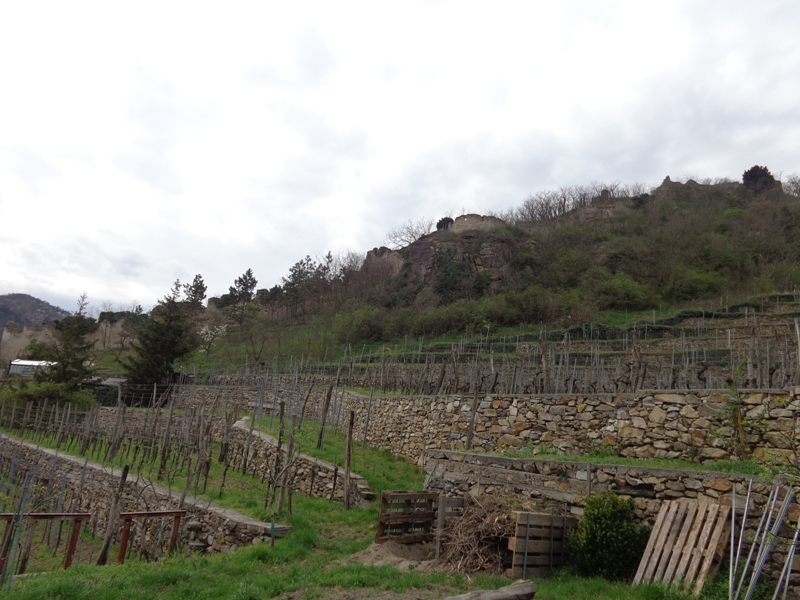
[9, 167, 800, 380]
[198, 171, 800, 349]
[0, 293, 70, 331]
[176, 171, 800, 370]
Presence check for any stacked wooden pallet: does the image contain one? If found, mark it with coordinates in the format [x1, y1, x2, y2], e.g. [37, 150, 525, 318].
[376, 491, 439, 544]
[507, 510, 579, 578]
[634, 500, 731, 595]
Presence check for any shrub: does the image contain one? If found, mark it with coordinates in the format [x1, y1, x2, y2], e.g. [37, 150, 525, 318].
[0, 379, 96, 411]
[436, 216, 454, 230]
[566, 492, 650, 581]
[592, 273, 655, 311]
[742, 165, 777, 192]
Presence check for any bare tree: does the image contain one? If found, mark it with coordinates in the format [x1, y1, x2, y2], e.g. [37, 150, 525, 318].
[97, 300, 116, 349]
[385, 217, 434, 249]
[784, 173, 800, 197]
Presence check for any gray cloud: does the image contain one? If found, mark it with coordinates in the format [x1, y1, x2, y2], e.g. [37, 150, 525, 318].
[5, 1, 800, 310]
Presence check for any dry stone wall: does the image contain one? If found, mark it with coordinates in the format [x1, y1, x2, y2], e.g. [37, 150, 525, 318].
[0, 434, 282, 556]
[424, 449, 800, 592]
[226, 420, 372, 505]
[92, 406, 372, 505]
[317, 389, 800, 467]
[174, 386, 800, 468]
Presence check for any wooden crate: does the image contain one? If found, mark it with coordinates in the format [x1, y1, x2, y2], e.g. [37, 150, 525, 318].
[376, 491, 439, 544]
[507, 511, 579, 578]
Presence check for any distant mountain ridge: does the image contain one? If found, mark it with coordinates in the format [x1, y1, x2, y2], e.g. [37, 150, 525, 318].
[0, 294, 71, 330]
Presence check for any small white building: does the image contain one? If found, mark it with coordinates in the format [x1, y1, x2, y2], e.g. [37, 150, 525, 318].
[7, 359, 55, 378]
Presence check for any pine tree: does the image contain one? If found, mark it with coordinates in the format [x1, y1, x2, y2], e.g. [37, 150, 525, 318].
[122, 281, 196, 385]
[31, 293, 98, 390]
[228, 268, 258, 324]
[183, 274, 207, 312]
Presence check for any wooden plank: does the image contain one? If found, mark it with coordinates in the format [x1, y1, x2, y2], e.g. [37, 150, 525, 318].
[377, 493, 388, 539]
[642, 501, 680, 583]
[674, 503, 709, 586]
[509, 566, 552, 579]
[513, 511, 578, 528]
[663, 501, 699, 585]
[513, 524, 573, 538]
[692, 506, 730, 596]
[509, 538, 565, 553]
[443, 497, 466, 507]
[682, 504, 719, 593]
[635, 499, 672, 584]
[381, 503, 434, 510]
[654, 501, 688, 582]
[382, 492, 439, 501]
[381, 523, 433, 533]
[512, 554, 561, 567]
[379, 511, 437, 524]
[119, 510, 187, 519]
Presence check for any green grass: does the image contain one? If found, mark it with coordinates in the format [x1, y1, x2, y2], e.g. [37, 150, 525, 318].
[491, 446, 763, 476]
[0, 421, 754, 600]
[254, 414, 425, 493]
[345, 386, 407, 398]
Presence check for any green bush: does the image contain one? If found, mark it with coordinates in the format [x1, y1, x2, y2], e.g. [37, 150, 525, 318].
[566, 492, 650, 581]
[592, 273, 655, 311]
[0, 379, 95, 411]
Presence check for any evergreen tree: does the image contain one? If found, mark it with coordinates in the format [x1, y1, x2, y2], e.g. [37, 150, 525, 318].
[122, 281, 196, 385]
[228, 268, 258, 324]
[29, 293, 98, 390]
[183, 274, 207, 312]
[229, 268, 257, 302]
[742, 165, 778, 192]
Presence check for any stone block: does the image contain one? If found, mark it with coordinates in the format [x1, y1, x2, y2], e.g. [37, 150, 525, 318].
[705, 477, 731, 492]
[680, 406, 699, 419]
[769, 408, 793, 418]
[654, 394, 687, 405]
[498, 434, 523, 448]
[649, 406, 667, 424]
[620, 426, 645, 439]
[741, 393, 764, 405]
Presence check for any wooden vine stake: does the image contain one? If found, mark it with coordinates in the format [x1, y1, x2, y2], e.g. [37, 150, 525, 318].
[316, 384, 333, 450]
[96, 464, 129, 566]
[344, 411, 354, 510]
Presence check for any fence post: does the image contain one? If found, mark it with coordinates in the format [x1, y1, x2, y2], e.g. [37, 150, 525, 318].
[117, 519, 133, 564]
[435, 492, 445, 560]
[465, 388, 479, 451]
[63, 519, 83, 569]
[168, 514, 182, 554]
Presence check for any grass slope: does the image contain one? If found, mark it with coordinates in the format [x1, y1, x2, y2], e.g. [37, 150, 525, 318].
[0, 418, 744, 599]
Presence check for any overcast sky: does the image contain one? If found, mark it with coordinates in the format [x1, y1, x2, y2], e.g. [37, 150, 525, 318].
[2, 1, 799, 313]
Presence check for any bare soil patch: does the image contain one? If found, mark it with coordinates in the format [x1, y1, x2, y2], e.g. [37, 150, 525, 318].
[342, 540, 438, 572]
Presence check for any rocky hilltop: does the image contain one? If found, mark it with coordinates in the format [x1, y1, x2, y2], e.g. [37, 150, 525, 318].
[0, 293, 70, 331]
[358, 174, 798, 318]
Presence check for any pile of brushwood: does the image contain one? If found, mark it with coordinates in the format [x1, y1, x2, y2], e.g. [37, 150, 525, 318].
[438, 493, 560, 574]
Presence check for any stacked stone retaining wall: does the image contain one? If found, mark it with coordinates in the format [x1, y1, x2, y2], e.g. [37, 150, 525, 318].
[174, 386, 800, 468]
[0, 434, 283, 557]
[92, 407, 371, 505]
[226, 420, 372, 505]
[425, 449, 800, 593]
